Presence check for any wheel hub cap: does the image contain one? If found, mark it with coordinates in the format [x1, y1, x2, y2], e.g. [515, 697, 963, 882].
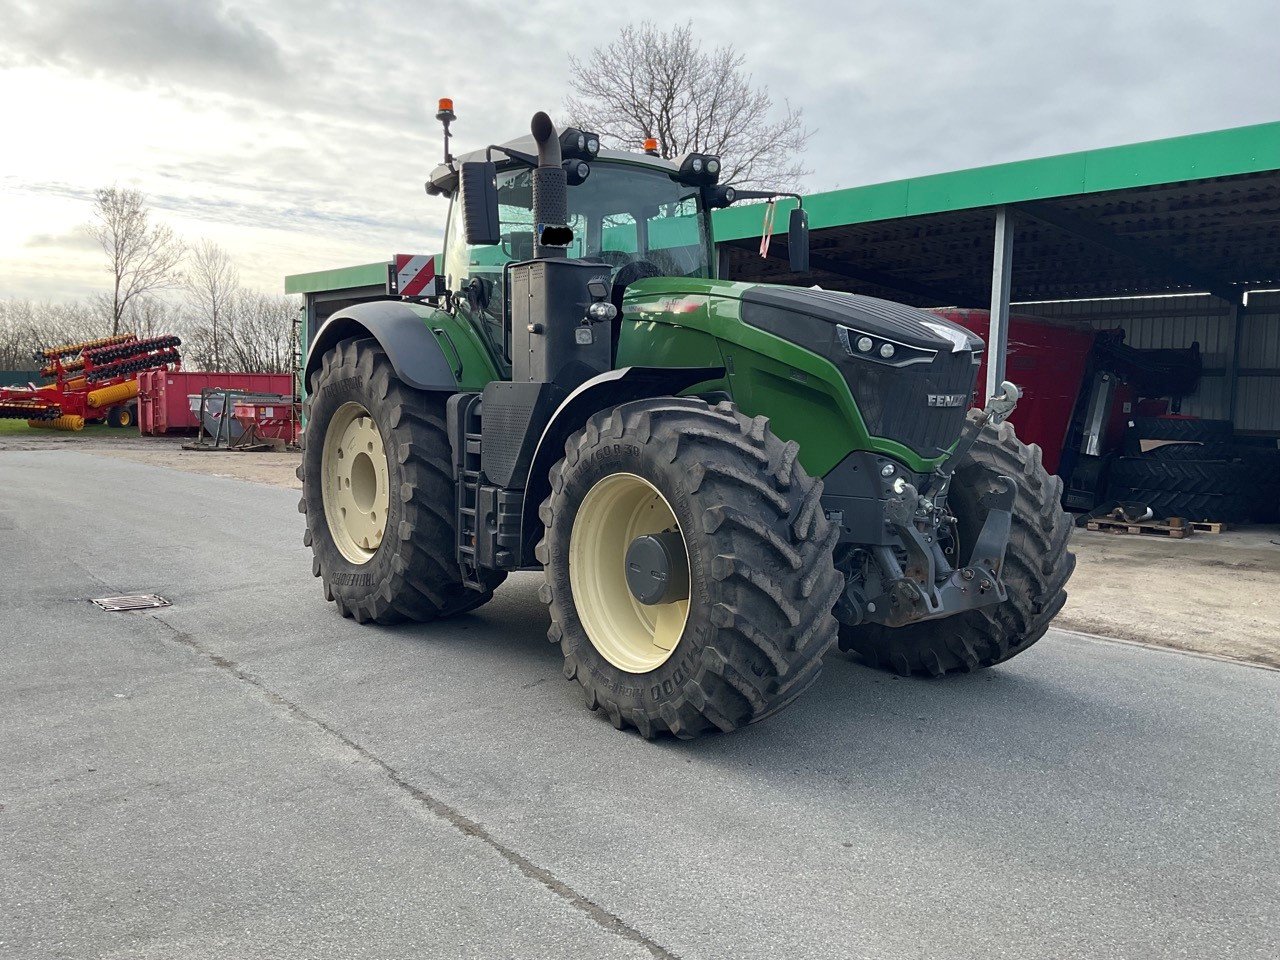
[625, 531, 691, 606]
[321, 402, 389, 565]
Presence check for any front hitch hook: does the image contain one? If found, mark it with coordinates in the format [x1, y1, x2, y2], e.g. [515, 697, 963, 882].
[926, 380, 1021, 499]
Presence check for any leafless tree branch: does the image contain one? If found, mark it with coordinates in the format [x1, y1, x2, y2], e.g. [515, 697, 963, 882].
[566, 21, 814, 191]
[88, 187, 185, 335]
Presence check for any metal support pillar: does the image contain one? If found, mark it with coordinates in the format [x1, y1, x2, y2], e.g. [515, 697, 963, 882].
[1225, 296, 1246, 424]
[985, 206, 1014, 401]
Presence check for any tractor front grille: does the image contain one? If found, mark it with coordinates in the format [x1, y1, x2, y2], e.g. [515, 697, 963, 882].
[844, 348, 978, 457]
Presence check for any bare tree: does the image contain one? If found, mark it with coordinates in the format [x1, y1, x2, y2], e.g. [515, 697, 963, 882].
[186, 240, 240, 371]
[124, 294, 183, 341]
[226, 292, 296, 374]
[0, 299, 108, 373]
[89, 187, 185, 334]
[566, 21, 813, 191]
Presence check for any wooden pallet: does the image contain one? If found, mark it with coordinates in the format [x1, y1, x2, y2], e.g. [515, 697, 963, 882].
[1085, 516, 1227, 538]
[1185, 520, 1225, 534]
[1086, 517, 1189, 538]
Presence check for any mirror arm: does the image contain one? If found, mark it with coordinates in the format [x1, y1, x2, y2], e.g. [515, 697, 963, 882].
[730, 189, 803, 208]
[485, 145, 538, 168]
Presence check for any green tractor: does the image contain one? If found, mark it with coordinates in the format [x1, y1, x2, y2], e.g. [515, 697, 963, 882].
[299, 105, 1074, 738]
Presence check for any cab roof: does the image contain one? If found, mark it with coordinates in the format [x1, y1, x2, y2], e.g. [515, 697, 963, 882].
[428, 132, 683, 195]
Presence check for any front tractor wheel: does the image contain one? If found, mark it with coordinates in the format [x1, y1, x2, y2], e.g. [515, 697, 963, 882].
[537, 398, 843, 739]
[839, 412, 1075, 676]
[299, 339, 503, 624]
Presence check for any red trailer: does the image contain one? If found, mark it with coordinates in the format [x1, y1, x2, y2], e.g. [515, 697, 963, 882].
[138, 370, 295, 434]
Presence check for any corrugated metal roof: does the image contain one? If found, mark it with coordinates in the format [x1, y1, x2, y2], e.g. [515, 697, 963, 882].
[722, 168, 1280, 304]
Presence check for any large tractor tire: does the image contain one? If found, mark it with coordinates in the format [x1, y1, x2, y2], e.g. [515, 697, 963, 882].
[537, 397, 843, 738]
[299, 339, 503, 624]
[1109, 456, 1250, 496]
[1129, 416, 1233, 443]
[1104, 487, 1254, 524]
[839, 412, 1075, 677]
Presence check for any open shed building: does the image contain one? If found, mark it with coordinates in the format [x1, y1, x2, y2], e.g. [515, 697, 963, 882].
[287, 121, 1280, 523]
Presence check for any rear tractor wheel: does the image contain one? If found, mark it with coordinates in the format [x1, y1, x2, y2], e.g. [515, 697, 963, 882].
[537, 397, 843, 738]
[299, 339, 503, 624]
[839, 412, 1075, 676]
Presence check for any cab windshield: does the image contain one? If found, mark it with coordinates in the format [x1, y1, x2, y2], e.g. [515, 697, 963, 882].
[442, 162, 712, 352]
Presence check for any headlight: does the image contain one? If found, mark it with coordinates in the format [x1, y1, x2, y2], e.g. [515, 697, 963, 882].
[836, 325, 937, 367]
[705, 184, 736, 208]
[587, 302, 618, 322]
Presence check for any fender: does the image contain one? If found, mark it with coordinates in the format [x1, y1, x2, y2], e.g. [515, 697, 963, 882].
[518, 364, 724, 565]
[303, 301, 458, 393]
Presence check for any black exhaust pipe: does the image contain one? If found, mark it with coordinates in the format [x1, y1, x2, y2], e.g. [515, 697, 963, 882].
[530, 111, 568, 258]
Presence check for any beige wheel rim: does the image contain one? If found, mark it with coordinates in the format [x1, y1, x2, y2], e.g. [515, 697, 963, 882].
[569, 473, 691, 674]
[322, 401, 390, 565]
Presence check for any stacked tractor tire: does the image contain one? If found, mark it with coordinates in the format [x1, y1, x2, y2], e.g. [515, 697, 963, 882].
[1106, 417, 1280, 522]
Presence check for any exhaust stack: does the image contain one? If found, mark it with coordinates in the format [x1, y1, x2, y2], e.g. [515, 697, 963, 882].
[530, 112, 568, 259]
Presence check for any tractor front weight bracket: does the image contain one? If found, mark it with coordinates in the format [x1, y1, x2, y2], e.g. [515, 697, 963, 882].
[860, 474, 1014, 629]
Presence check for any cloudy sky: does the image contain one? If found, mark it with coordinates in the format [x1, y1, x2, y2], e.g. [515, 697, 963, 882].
[1, 0, 1276, 302]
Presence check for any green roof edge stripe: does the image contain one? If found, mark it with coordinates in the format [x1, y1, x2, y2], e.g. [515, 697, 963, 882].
[713, 120, 1280, 241]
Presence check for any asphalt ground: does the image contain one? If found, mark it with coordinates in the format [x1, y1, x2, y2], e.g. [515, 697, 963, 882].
[2, 451, 1277, 960]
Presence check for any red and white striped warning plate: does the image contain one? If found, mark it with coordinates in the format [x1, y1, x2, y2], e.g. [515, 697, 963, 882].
[393, 254, 436, 297]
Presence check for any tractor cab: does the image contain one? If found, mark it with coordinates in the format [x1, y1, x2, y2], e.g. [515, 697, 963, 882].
[427, 126, 806, 370]
[432, 149, 713, 363]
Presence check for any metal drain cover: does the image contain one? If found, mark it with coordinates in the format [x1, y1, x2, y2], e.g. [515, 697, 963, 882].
[91, 595, 171, 612]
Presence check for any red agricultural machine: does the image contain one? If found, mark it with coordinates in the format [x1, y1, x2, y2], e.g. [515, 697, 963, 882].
[937, 308, 1280, 524]
[0, 332, 182, 431]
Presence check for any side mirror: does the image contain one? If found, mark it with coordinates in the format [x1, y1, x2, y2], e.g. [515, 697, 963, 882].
[788, 207, 810, 273]
[459, 161, 500, 245]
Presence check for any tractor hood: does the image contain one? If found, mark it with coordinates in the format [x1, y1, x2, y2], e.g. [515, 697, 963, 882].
[735, 285, 986, 458]
[617, 277, 988, 462]
[739, 285, 985, 357]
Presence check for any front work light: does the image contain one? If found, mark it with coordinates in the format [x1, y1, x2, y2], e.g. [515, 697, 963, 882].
[677, 152, 721, 186]
[563, 159, 591, 186]
[705, 184, 737, 208]
[560, 127, 600, 161]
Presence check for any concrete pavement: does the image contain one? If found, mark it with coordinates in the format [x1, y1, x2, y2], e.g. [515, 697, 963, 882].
[2, 451, 1277, 959]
